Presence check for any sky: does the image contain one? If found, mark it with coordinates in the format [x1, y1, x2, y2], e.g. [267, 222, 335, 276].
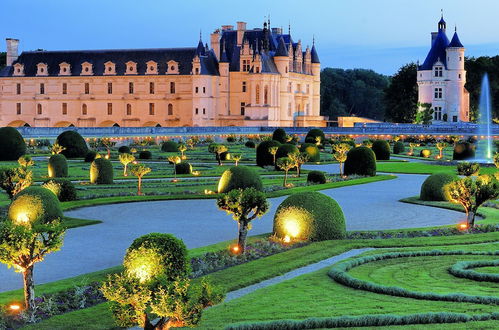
[1, 0, 499, 75]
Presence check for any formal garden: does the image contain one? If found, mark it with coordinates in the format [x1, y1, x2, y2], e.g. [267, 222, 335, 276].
[0, 126, 498, 329]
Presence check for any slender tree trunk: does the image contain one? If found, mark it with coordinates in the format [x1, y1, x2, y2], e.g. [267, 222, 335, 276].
[23, 265, 35, 312]
[297, 164, 301, 177]
[142, 313, 154, 330]
[137, 177, 142, 196]
[339, 162, 344, 176]
[272, 154, 276, 166]
[283, 171, 288, 187]
[238, 222, 249, 253]
[123, 164, 128, 177]
[467, 211, 476, 227]
[216, 153, 222, 166]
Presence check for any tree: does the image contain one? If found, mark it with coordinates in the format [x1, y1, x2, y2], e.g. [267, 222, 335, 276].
[130, 163, 151, 196]
[186, 139, 195, 150]
[13, 156, 34, 196]
[414, 103, 434, 124]
[332, 143, 351, 176]
[50, 142, 66, 155]
[167, 155, 181, 180]
[276, 157, 294, 187]
[436, 141, 448, 159]
[232, 154, 242, 166]
[268, 146, 279, 166]
[384, 63, 418, 123]
[217, 188, 269, 253]
[494, 153, 499, 168]
[178, 144, 187, 159]
[119, 153, 135, 177]
[288, 152, 309, 177]
[445, 175, 499, 227]
[208, 144, 228, 166]
[0, 168, 16, 199]
[408, 143, 419, 155]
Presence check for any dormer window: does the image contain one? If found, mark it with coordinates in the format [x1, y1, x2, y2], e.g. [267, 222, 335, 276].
[192, 56, 201, 75]
[167, 60, 179, 74]
[146, 61, 158, 75]
[104, 61, 116, 75]
[81, 62, 93, 75]
[125, 61, 137, 75]
[36, 63, 48, 76]
[59, 62, 71, 76]
[434, 66, 443, 77]
[13, 63, 24, 76]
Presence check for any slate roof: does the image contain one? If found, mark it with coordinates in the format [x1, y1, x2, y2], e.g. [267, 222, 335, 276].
[448, 31, 464, 48]
[311, 45, 320, 63]
[419, 29, 450, 70]
[275, 37, 288, 56]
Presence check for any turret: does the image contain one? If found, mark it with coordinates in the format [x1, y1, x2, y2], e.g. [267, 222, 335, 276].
[446, 28, 465, 71]
[311, 42, 320, 77]
[274, 37, 289, 75]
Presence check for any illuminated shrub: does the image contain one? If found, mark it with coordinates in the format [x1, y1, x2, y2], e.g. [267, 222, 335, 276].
[118, 146, 130, 153]
[256, 140, 281, 167]
[245, 140, 256, 148]
[273, 191, 346, 241]
[300, 143, 320, 162]
[0, 127, 26, 161]
[90, 158, 114, 184]
[42, 178, 77, 202]
[305, 128, 325, 144]
[220, 151, 231, 161]
[48, 154, 68, 178]
[217, 166, 263, 193]
[275, 144, 299, 170]
[344, 146, 376, 176]
[175, 162, 192, 175]
[139, 150, 152, 159]
[56, 131, 88, 158]
[84, 150, 99, 163]
[457, 162, 480, 176]
[419, 149, 432, 158]
[420, 172, 458, 201]
[307, 171, 327, 184]
[393, 141, 405, 154]
[371, 140, 390, 160]
[161, 141, 179, 152]
[453, 141, 475, 160]
[8, 186, 63, 225]
[272, 128, 288, 143]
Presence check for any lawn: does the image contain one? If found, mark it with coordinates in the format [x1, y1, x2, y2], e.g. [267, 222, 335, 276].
[377, 161, 499, 175]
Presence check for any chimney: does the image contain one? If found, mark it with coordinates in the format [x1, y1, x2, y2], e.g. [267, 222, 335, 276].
[237, 21, 246, 46]
[431, 32, 438, 45]
[6, 38, 19, 66]
[221, 25, 234, 31]
[210, 31, 220, 61]
[272, 27, 282, 35]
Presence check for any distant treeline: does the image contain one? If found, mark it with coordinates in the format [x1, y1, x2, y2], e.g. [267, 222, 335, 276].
[0, 52, 6, 69]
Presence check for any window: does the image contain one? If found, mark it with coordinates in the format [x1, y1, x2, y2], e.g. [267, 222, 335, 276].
[256, 85, 260, 104]
[306, 104, 310, 114]
[203, 108, 206, 115]
[242, 81, 247, 92]
[40, 83, 45, 94]
[108, 83, 113, 94]
[82, 104, 87, 115]
[459, 57, 462, 61]
[62, 103, 68, 115]
[84, 83, 90, 94]
[16, 103, 21, 115]
[264, 86, 269, 104]
[240, 102, 245, 115]
[149, 103, 155, 115]
[203, 87, 206, 94]
[242, 60, 250, 72]
[459, 74, 462, 79]
[16, 83, 21, 95]
[170, 82, 175, 94]
[285, 66, 288, 73]
[434, 87, 443, 99]
[434, 106, 442, 121]
[195, 67, 200, 74]
[434, 66, 443, 77]
[195, 108, 199, 115]
[195, 87, 199, 94]
[453, 115, 458, 122]
[149, 82, 155, 94]
[168, 103, 173, 115]
[126, 104, 132, 116]
[307, 85, 310, 94]
[288, 83, 292, 92]
[107, 103, 113, 115]
[129, 82, 134, 94]
[62, 83, 67, 95]
[37, 104, 42, 115]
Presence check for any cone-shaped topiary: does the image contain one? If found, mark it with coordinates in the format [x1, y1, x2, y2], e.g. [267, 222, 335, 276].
[307, 171, 327, 184]
[161, 141, 179, 152]
[0, 127, 26, 161]
[48, 154, 68, 178]
[300, 143, 320, 162]
[175, 162, 192, 175]
[372, 140, 390, 160]
[273, 191, 346, 241]
[56, 131, 88, 159]
[393, 141, 405, 154]
[272, 128, 288, 143]
[344, 146, 376, 176]
[453, 142, 476, 160]
[217, 166, 263, 193]
[420, 172, 458, 201]
[305, 128, 325, 144]
[256, 140, 281, 167]
[90, 158, 114, 184]
[8, 186, 63, 225]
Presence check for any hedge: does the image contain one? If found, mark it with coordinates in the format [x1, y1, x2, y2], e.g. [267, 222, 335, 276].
[56, 131, 88, 158]
[48, 154, 68, 178]
[307, 171, 326, 184]
[448, 260, 499, 282]
[161, 141, 179, 152]
[272, 128, 288, 143]
[420, 172, 458, 201]
[393, 141, 405, 154]
[0, 127, 26, 161]
[118, 146, 131, 153]
[175, 162, 192, 175]
[305, 128, 325, 144]
[256, 140, 281, 167]
[84, 151, 99, 163]
[42, 178, 78, 202]
[90, 158, 114, 184]
[139, 150, 152, 159]
[453, 141, 476, 160]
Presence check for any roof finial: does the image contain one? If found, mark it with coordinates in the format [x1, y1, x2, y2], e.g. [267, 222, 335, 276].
[199, 29, 202, 41]
[288, 20, 291, 35]
[268, 14, 271, 28]
[441, 8, 443, 18]
[313, 35, 315, 46]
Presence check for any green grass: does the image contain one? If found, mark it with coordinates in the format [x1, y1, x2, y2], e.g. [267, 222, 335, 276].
[377, 162, 499, 175]
[62, 216, 102, 228]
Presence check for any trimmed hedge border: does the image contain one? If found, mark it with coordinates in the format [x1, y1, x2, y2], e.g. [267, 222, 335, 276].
[448, 260, 499, 282]
[327, 250, 499, 305]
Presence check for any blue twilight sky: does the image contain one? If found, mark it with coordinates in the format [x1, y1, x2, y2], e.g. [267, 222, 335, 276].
[1, 0, 499, 75]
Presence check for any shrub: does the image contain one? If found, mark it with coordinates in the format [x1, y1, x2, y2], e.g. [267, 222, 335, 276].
[344, 146, 376, 176]
[217, 166, 263, 193]
[0, 127, 26, 161]
[84, 151, 99, 163]
[245, 140, 256, 148]
[305, 128, 325, 144]
[307, 171, 326, 184]
[161, 141, 179, 152]
[272, 128, 288, 143]
[42, 178, 77, 202]
[275, 144, 299, 170]
[226, 136, 236, 143]
[256, 140, 281, 167]
[56, 131, 88, 158]
[420, 149, 432, 158]
[48, 154, 68, 178]
[457, 162, 480, 176]
[175, 162, 192, 175]
[300, 143, 320, 162]
[139, 150, 152, 159]
[420, 172, 458, 201]
[371, 140, 390, 160]
[90, 158, 114, 184]
[273, 192, 346, 241]
[393, 141, 405, 154]
[220, 151, 231, 161]
[8, 186, 63, 225]
[118, 145, 130, 153]
[453, 141, 476, 160]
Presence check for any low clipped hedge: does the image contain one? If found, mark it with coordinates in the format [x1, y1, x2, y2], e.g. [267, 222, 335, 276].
[175, 162, 192, 175]
[84, 151, 99, 163]
[245, 141, 256, 148]
[0, 127, 26, 161]
[217, 166, 263, 193]
[420, 172, 458, 201]
[56, 130, 88, 158]
[305, 128, 325, 144]
[48, 154, 68, 178]
[161, 141, 179, 152]
[453, 141, 476, 160]
[272, 128, 288, 143]
[118, 145, 130, 154]
[256, 140, 281, 167]
[273, 191, 346, 241]
[300, 143, 320, 162]
[307, 171, 326, 184]
[139, 150, 152, 159]
[371, 140, 390, 160]
[393, 141, 405, 154]
[90, 158, 114, 184]
[448, 260, 499, 282]
[8, 186, 63, 225]
[42, 178, 78, 202]
[344, 146, 376, 176]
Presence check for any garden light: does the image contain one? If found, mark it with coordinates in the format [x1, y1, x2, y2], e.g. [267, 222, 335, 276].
[459, 223, 468, 230]
[283, 235, 291, 243]
[284, 218, 300, 238]
[9, 304, 21, 312]
[231, 244, 240, 254]
[15, 212, 30, 226]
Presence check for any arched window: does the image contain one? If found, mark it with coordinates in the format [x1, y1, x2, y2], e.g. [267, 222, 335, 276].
[264, 86, 269, 104]
[37, 104, 42, 115]
[82, 104, 87, 115]
[126, 104, 132, 116]
[256, 85, 260, 104]
[168, 103, 173, 116]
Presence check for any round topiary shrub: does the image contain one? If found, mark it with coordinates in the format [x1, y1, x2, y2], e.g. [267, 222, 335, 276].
[8, 186, 63, 225]
[42, 178, 77, 202]
[226, 136, 236, 143]
[56, 131, 88, 159]
[139, 150, 152, 159]
[307, 171, 326, 184]
[175, 162, 192, 175]
[48, 154, 68, 178]
[344, 146, 376, 176]
[220, 151, 231, 161]
[305, 128, 325, 144]
[217, 166, 263, 193]
[118, 145, 130, 154]
[272, 128, 288, 143]
[161, 141, 179, 152]
[0, 127, 26, 161]
[300, 143, 320, 162]
[124, 233, 189, 283]
[420, 172, 458, 201]
[420, 149, 432, 158]
[84, 151, 101, 163]
[245, 140, 256, 148]
[371, 140, 390, 160]
[275, 144, 299, 170]
[393, 141, 405, 154]
[273, 191, 346, 241]
[90, 158, 114, 184]
[453, 142, 476, 160]
[256, 140, 281, 167]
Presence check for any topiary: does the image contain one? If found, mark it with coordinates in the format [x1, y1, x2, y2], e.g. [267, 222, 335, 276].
[139, 150, 152, 159]
[8, 186, 63, 225]
[56, 131, 88, 158]
[453, 142, 476, 160]
[393, 141, 405, 154]
[344, 146, 376, 176]
[118, 145, 130, 154]
[307, 171, 326, 184]
[84, 151, 99, 163]
[217, 166, 263, 193]
[42, 178, 77, 202]
[300, 143, 320, 162]
[90, 158, 114, 184]
[48, 154, 68, 178]
[272, 128, 288, 143]
[175, 162, 192, 175]
[0, 127, 26, 161]
[273, 191, 346, 241]
[256, 140, 281, 167]
[161, 141, 179, 152]
[420, 149, 432, 158]
[420, 172, 458, 201]
[275, 144, 299, 170]
[371, 140, 390, 160]
[245, 140, 256, 148]
[305, 128, 325, 144]
[220, 151, 231, 161]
